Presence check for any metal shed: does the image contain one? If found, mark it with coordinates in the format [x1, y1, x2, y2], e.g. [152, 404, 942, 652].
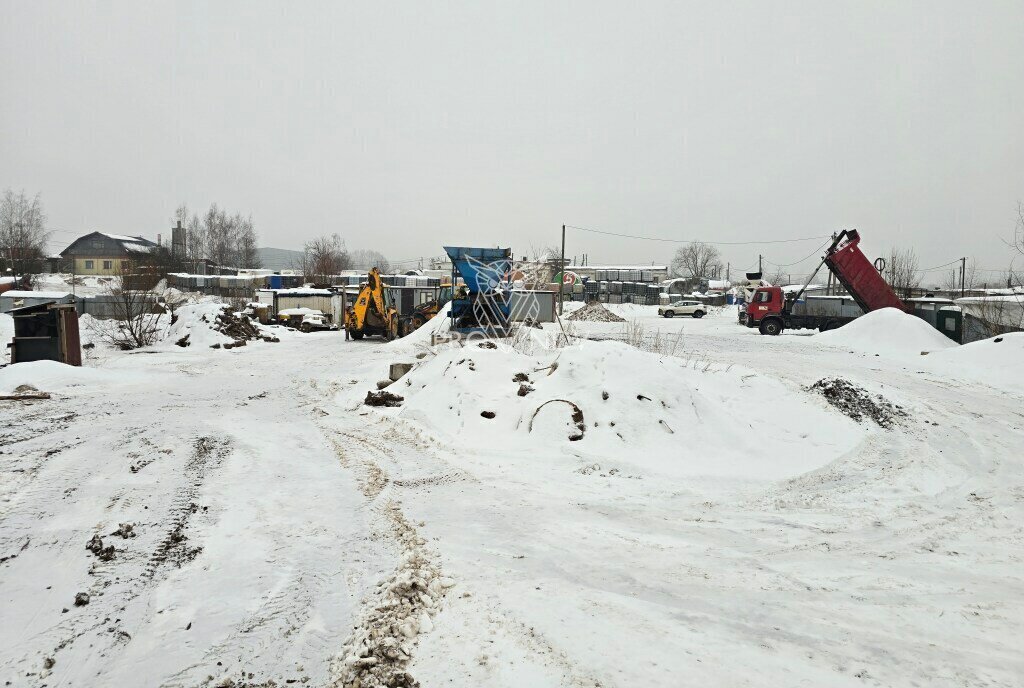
[6, 302, 82, 366]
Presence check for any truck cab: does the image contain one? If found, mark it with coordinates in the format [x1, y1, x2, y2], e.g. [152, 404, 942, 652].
[744, 286, 786, 334]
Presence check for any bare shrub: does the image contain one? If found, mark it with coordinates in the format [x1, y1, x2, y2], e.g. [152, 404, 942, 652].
[92, 264, 166, 350]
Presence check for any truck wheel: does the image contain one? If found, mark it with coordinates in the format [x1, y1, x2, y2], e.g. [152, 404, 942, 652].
[819, 320, 841, 332]
[385, 320, 398, 341]
[411, 314, 426, 329]
[692, 310, 705, 319]
[301, 323, 311, 333]
[664, 311, 674, 318]
[759, 319, 783, 336]
[350, 330, 364, 340]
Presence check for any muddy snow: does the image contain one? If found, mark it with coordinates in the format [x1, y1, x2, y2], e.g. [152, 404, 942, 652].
[2, 304, 1022, 687]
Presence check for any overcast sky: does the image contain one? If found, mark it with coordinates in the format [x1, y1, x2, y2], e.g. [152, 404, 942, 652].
[2, 1, 1022, 281]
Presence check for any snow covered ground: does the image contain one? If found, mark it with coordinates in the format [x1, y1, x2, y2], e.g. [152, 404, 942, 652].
[1, 304, 1022, 687]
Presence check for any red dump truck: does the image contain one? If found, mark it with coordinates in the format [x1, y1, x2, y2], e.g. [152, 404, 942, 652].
[745, 230, 907, 335]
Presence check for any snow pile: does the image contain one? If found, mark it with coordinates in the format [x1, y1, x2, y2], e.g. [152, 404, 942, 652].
[0, 360, 108, 394]
[923, 332, 1024, 394]
[567, 301, 626, 322]
[388, 303, 453, 351]
[816, 307, 956, 357]
[379, 340, 865, 481]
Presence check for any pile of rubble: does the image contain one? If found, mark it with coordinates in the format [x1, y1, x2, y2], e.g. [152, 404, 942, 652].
[175, 306, 279, 349]
[567, 301, 626, 322]
[808, 378, 908, 428]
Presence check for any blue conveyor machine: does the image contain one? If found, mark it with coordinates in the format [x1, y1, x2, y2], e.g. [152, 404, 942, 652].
[444, 245, 512, 337]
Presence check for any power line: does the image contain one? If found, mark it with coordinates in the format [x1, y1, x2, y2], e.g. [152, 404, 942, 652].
[918, 259, 962, 272]
[565, 224, 832, 246]
[761, 237, 834, 268]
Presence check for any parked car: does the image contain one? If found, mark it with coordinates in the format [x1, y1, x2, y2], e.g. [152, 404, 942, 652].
[658, 300, 706, 318]
[300, 312, 333, 332]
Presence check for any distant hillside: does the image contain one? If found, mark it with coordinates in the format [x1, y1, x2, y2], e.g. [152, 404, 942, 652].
[257, 247, 304, 271]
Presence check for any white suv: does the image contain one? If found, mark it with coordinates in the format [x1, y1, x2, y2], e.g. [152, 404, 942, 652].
[658, 300, 706, 318]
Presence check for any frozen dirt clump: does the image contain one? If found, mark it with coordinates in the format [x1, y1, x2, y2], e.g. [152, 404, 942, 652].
[567, 301, 626, 322]
[808, 378, 908, 429]
[365, 390, 405, 407]
[86, 534, 116, 561]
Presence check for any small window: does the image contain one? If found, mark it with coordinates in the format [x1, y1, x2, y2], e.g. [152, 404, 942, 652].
[103, 260, 112, 270]
[755, 291, 771, 303]
[85, 260, 94, 269]
[92, 240, 103, 248]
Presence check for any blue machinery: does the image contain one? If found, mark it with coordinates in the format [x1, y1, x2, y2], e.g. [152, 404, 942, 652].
[444, 245, 512, 337]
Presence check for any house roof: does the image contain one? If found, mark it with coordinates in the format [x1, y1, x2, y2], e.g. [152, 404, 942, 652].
[60, 231, 159, 258]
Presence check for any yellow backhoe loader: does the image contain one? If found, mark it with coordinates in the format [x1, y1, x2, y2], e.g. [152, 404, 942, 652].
[345, 268, 400, 340]
[399, 282, 453, 336]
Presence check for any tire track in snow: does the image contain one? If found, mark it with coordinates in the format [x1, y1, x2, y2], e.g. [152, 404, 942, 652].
[315, 418, 457, 687]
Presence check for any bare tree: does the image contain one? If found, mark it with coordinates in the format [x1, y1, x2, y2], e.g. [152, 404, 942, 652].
[884, 246, 920, 299]
[1014, 201, 1024, 256]
[92, 261, 166, 350]
[301, 234, 350, 284]
[349, 249, 391, 274]
[0, 189, 50, 275]
[670, 242, 722, 279]
[766, 268, 788, 287]
[173, 203, 262, 269]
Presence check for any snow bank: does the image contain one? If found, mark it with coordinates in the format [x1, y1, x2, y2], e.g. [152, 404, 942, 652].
[0, 360, 108, 394]
[387, 303, 453, 350]
[382, 340, 864, 482]
[816, 307, 956, 357]
[922, 332, 1024, 395]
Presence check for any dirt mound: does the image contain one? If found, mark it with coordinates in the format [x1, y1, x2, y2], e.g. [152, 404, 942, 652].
[567, 301, 626, 322]
[808, 378, 907, 428]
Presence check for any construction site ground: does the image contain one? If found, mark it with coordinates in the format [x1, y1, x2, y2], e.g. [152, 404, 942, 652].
[1, 304, 1021, 687]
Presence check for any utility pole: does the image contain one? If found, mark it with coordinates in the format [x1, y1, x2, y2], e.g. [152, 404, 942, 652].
[758, 254, 762, 274]
[558, 224, 566, 315]
[960, 257, 966, 298]
[726, 262, 730, 283]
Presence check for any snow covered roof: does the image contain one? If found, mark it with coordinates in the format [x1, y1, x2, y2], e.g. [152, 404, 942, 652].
[1, 290, 75, 299]
[278, 307, 324, 316]
[60, 231, 159, 257]
[271, 287, 333, 295]
[568, 265, 668, 271]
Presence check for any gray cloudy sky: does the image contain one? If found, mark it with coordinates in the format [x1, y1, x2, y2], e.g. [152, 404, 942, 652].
[3, 1, 1022, 280]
